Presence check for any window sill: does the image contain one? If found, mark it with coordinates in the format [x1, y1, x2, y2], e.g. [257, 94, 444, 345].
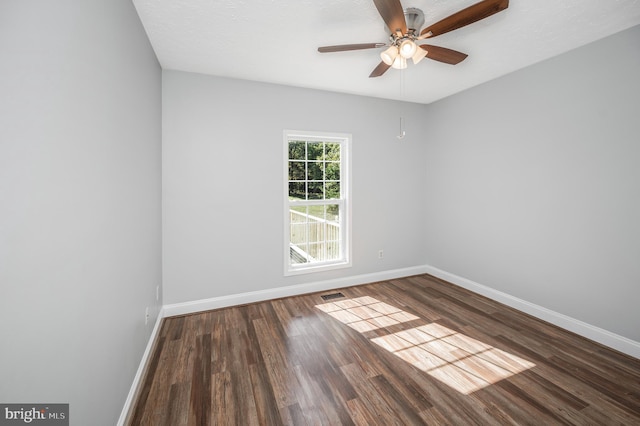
[285, 260, 352, 277]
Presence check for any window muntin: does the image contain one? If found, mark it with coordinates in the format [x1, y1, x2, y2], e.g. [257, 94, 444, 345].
[284, 131, 350, 275]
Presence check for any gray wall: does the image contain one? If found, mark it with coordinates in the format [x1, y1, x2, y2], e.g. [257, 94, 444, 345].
[423, 25, 640, 342]
[0, 1, 162, 425]
[162, 70, 428, 304]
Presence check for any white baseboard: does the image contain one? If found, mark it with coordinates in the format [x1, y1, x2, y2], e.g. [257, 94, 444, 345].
[422, 264, 640, 359]
[163, 265, 430, 317]
[117, 307, 165, 426]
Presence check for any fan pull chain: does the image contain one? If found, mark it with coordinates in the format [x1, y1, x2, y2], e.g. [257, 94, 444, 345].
[397, 68, 406, 139]
[397, 117, 406, 140]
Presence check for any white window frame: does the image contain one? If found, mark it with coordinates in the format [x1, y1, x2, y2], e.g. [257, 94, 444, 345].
[284, 130, 352, 276]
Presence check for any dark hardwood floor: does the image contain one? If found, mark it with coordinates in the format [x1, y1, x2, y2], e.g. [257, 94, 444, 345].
[128, 274, 640, 425]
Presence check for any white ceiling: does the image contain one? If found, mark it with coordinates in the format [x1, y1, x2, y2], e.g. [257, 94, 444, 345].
[132, 0, 640, 104]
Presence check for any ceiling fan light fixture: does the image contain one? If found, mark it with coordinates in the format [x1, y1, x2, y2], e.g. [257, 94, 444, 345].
[399, 39, 417, 58]
[380, 45, 399, 65]
[412, 47, 428, 64]
[391, 56, 407, 70]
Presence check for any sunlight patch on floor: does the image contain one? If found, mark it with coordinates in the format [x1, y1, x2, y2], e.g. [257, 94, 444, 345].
[315, 296, 420, 333]
[316, 296, 535, 394]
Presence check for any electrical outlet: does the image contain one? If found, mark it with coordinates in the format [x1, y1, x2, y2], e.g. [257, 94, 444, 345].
[145, 307, 149, 325]
[378, 250, 384, 259]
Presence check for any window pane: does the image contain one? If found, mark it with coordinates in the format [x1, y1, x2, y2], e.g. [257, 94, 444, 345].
[307, 162, 323, 181]
[325, 143, 340, 161]
[326, 205, 340, 260]
[309, 243, 324, 261]
[289, 161, 305, 180]
[290, 243, 308, 264]
[325, 162, 340, 181]
[290, 223, 307, 244]
[326, 204, 340, 222]
[290, 205, 307, 216]
[325, 182, 340, 200]
[289, 141, 305, 160]
[326, 244, 338, 259]
[308, 182, 323, 200]
[307, 142, 323, 160]
[289, 182, 306, 199]
[307, 204, 324, 219]
[308, 221, 323, 244]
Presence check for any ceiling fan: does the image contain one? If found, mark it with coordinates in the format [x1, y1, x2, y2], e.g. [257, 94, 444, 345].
[317, 0, 509, 77]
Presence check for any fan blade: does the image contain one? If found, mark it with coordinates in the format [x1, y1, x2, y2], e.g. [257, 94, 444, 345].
[420, 45, 468, 64]
[369, 61, 391, 78]
[373, 0, 407, 35]
[318, 43, 386, 53]
[420, 0, 509, 38]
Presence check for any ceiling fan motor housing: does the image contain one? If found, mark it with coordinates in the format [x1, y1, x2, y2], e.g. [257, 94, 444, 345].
[404, 8, 425, 34]
[385, 7, 425, 36]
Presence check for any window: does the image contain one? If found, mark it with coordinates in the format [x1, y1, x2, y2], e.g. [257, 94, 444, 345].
[284, 130, 351, 275]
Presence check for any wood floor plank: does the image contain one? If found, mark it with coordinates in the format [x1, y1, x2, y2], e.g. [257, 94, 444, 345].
[252, 317, 300, 408]
[128, 274, 640, 425]
[344, 397, 380, 426]
[188, 333, 211, 426]
[248, 362, 283, 426]
[227, 326, 260, 425]
[369, 374, 429, 425]
[340, 362, 406, 423]
[292, 363, 349, 425]
[164, 381, 189, 426]
[210, 371, 232, 425]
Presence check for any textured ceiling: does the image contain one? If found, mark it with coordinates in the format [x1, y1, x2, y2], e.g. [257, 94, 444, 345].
[132, 0, 640, 104]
